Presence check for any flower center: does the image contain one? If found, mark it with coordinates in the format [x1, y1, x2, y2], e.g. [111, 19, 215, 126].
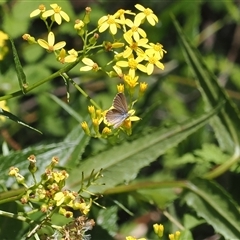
[54, 6, 61, 13]
[128, 59, 138, 69]
[144, 8, 152, 16]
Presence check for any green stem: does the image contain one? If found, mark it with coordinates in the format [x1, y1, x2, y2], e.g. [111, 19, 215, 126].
[103, 180, 188, 195]
[0, 58, 80, 101]
[204, 148, 240, 179]
[61, 73, 101, 110]
[0, 209, 33, 224]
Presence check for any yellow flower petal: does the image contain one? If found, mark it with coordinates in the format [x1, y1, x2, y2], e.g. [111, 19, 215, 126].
[60, 11, 70, 22]
[37, 39, 50, 50]
[80, 66, 93, 71]
[53, 41, 66, 50]
[48, 32, 55, 46]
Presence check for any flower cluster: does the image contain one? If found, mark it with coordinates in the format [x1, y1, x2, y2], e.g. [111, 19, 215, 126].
[127, 223, 181, 240]
[25, 3, 166, 137]
[9, 155, 95, 221]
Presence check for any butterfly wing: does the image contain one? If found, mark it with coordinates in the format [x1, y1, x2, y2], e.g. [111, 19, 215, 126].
[112, 93, 128, 114]
[106, 93, 129, 128]
[106, 109, 128, 128]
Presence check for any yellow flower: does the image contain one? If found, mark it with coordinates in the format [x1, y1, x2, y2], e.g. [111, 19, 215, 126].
[124, 74, 139, 88]
[0, 31, 9, 60]
[117, 83, 124, 93]
[145, 42, 167, 59]
[42, 3, 70, 25]
[125, 18, 146, 42]
[80, 58, 99, 72]
[30, 4, 46, 18]
[74, 19, 85, 30]
[81, 121, 91, 136]
[126, 237, 146, 240]
[37, 31, 66, 52]
[64, 49, 78, 63]
[114, 9, 135, 31]
[113, 65, 124, 78]
[98, 14, 122, 35]
[139, 82, 148, 94]
[0, 31, 8, 46]
[145, 54, 164, 75]
[116, 55, 146, 77]
[123, 33, 149, 58]
[8, 167, 19, 176]
[153, 223, 164, 237]
[102, 127, 112, 136]
[114, 9, 135, 23]
[135, 4, 158, 26]
[0, 100, 9, 122]
[22, 34, 36, 44]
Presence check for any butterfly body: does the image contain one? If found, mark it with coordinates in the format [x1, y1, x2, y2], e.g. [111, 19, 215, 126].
[106, 93, 130, 128]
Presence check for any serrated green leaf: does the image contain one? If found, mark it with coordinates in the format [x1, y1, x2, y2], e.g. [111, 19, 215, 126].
[0, 108, 42, 134]
[0, 125, 89, 186]
[183, 178, 240, 239]
[97, 206, 118, 237]
[173, 16, 240, 154]
[68, 102, 223, 193]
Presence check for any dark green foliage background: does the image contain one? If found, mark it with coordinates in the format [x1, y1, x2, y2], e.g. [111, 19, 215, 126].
[0, 0, 240, 239]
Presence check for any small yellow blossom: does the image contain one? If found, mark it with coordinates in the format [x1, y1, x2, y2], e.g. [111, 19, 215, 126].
[116, 56, 146, 77]
[113, 65, 124, 78]
[88, 105, 95, 119]
[30, 4, 46, 18]
[102, 127, 112, 136]
[74, 19, 85, 30]
[37, 32, 66, 52]
[0, 31, 8, 46]
[81, 121, 91, 136]
[22, 34, 37, 44]
[104, 41, 124, 52]
[64, 49, 78, 63]
[92, 118, 99, 134]
[8, 167, 19, 176]
[145, 54, 164, 75]
[114, 9, 135, 23]
[42, 3, 70, 25]
[139, 82, 148, 94]
[123, 33, 149, 58]
[80, 58, 99, 72]
[153, 223, 164, 237]
[135, 4, 158, 26]
[125, 18, 147, 42]
[169, 233, 174, 240]
[54, 191, 65, 206]
[175, 231, 181, 240]
[145, 42, 167, 59]
[0, 100, 9, 122]
[117, 83, 124, 93]
[98, 14, 123, 35]
[126, 237, 146, 240]
[59, 207, 73, 218]
[0, 31, 9, 61]
[124, 74, 139, 89]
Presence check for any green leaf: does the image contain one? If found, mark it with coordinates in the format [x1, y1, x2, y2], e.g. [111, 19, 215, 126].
[0, 125, 89, 186]
[47, 93, 83, 122]
[183, 178, 240, 239]
[68, 102, 223, 193]
[0, 108, 42, 134]
[9, 38, 28, 93]
[172, 15, 240, 154]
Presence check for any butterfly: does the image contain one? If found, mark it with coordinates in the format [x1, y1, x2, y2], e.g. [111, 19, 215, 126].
[106, 93, 130, 129]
